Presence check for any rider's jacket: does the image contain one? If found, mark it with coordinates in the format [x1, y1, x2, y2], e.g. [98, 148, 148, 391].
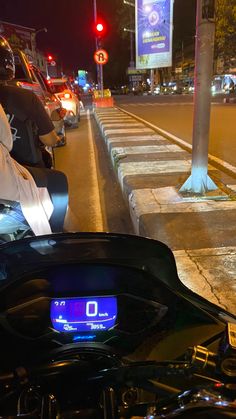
[0, 84, 54, 167]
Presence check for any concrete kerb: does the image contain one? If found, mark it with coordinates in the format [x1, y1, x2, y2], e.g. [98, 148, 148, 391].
[94, 107, 236, 194]
[115, 106, 236, 183]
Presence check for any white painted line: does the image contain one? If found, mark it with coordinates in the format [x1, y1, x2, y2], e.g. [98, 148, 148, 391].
[120, 102, 221, 107]
[102, 122, 145, 129]
[118, 160, 192, 189]
[107, 135, 165, 142]
[99, 119, 134, 123]
[87, 109, 104, 231]
[106, 135, 168, 151]
[97, 115, 133, 119]
[121, 102, 194, 107]
[111, 144, 183, 156]
[98, 116, 133, 120]
[129, 186, 236, 216]
[95, 110, 119, 115]
[117, 107, 236, 177]
[104, 127, 154, 135]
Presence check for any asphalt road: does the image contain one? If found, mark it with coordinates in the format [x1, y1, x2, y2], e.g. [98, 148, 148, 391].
[54, 110, 133, 234]
[114, 94, 236, 169]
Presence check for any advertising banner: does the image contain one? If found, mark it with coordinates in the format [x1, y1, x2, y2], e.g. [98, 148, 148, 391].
[135, 0, 174, 69]
[0, 21, 34, 50]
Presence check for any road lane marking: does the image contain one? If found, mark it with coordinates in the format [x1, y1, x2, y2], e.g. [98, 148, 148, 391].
[87, 109, 104, 231]
[119, 102, 222, 107]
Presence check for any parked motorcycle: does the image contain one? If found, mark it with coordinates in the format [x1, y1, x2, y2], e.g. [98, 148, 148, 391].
[0, 232, 236, 418]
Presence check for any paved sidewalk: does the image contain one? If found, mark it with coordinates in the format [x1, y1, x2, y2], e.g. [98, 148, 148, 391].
[94, 107, 236, 315]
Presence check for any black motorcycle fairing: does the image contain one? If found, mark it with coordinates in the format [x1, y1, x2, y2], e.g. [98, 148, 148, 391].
[0, 233, 235, 417]
[0, 234, 227, 368]
[0, 232, 234, 320]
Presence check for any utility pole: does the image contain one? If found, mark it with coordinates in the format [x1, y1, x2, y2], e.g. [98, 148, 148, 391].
[150, 69, 154, 94]
[180, 0, 217, 195]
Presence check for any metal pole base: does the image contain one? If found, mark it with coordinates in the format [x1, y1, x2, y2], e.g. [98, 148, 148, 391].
[179, 173, 220, 196]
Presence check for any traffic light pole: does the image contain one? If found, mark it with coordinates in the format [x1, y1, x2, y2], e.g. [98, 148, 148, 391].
[179, 0, 217, 195]
[93, 0, 101, 91]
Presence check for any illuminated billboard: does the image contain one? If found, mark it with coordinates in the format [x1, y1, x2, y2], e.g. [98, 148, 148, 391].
[135, 0, 174, 69]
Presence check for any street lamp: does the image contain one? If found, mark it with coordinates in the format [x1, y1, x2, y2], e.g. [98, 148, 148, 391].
[123, 0, 135, 69]
[31, 27, 47, 64]
[123, 0, 135, 7]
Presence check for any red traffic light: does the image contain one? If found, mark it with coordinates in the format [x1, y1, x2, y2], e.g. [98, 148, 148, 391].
[96, 23, 104, 32]
[47, 54, 53, 61]
[94, 21, 106, 37]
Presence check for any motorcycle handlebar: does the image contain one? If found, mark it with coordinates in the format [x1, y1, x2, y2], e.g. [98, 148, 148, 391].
[0, 359, 194, 388]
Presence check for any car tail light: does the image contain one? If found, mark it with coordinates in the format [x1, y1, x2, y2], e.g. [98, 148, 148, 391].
[51, 108, 67, 121]
[59, 108, 67, 118]
[64, 92, 72, 99]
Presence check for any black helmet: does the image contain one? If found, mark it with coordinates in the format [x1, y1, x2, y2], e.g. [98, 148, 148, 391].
[0, 36, 15, 80]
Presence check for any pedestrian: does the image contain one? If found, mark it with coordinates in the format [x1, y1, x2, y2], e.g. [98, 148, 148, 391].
[0, 36, 60, 168]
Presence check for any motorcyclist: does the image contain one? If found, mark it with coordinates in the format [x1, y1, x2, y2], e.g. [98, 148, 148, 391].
[0, 37, 68, 234]
[0, 103, 53, 236]
[0, 35, 60, 169]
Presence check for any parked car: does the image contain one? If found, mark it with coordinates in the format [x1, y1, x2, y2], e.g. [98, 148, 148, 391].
[10, 49, 66, 146]
[50, 78, 80, 128]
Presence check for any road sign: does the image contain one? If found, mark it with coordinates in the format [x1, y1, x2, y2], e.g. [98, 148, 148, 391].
[94, 49, 108, 65]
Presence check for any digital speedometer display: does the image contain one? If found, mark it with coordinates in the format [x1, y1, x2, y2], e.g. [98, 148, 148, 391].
[51, 297, 117, 333]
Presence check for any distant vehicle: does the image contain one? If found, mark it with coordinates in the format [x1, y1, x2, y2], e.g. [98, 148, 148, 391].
[11, 49, 66, 146]
[159, 82, 178, 95]
[50, 78, 80, 128]
[153, 85, 161, 95]
[182, 80, 194, 94]
[211, 74, 236, 95]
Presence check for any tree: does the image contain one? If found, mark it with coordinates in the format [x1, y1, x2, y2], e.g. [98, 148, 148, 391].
[215, 0, 236, 68]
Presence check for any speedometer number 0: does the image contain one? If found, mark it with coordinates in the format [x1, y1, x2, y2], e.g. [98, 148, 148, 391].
[86, 301, 98, 317]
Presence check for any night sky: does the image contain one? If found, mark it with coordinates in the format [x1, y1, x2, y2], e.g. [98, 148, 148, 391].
[0, 0, 196, 82]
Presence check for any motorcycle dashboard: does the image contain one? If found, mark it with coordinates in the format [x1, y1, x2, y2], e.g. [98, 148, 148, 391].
[0, 231, 225, 361]
[51, 296, 118, 333]
[1, 263, 171, 354]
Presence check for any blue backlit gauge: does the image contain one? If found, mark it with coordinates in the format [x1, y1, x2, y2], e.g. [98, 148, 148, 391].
[50, 297, 117, 333]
